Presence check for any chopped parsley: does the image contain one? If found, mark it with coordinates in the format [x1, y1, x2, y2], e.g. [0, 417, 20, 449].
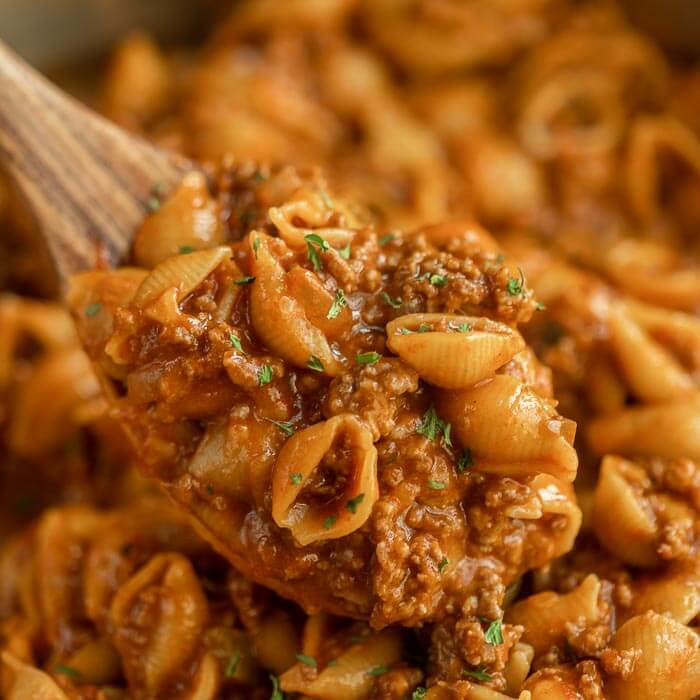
[267, 419, 295, 436]
[327, 289, 347, 319]
[368, 666, 389, 677]
[229, 333, 244, 353]
[356, 351, 381, 365]
[305, 233, 330, 272]
[85, 303, 101, 317]
[270, 674, 284, 700]
[54, 665, 82, 680]
[235, 275, 256, 285]
[179, 245, 195, 254]
[290, 472, 303, 485]
[338, 243, 351, 260]
[463, 668, 493, 682]
[457, 448, 474, 473]
[258, 365, 274, 386]
[438, 557, 449, 573]
[225, 650, 241, 677]
[535, 301, 546, 311]
[252, 237, 261, 258]
[417, 323, 431, 333]
[307, 356, 324, 372]
[484, 619, 504, 646]
[146, 196, 161, 213]
[416, 406, 452, 446]
[413, 689, 427, 700]
[398, 327, 412, 335]
[323, 515, 337, 530]
[380, 291, 402, 309]
[320, 191, 333, 208]
[506, 268, 525, 297]
[296, 653, 317, 668]
[206, 484, 214, 494]
[346, 493, 365, 514]
[327, 659, 339, 668]
[427, 479, 446, 490]
[429, 273, 448, 286]
[378, 232, 395, 246]
[152, 181, 165, 196]
[457, 323, 472, 333]
[253, 170, 268, 182]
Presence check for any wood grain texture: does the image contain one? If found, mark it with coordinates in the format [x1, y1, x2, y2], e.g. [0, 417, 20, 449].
[0, 39, 193, 285]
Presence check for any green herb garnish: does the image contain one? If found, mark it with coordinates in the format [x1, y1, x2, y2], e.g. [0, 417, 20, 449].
[327, 659, 339, 668]
[368, 666, 389, 677]
[429, 274, 447, 286]
[235, 275, 256, 285]
[179, 245, 195, 254]
[225, 650, 241, 677]
[346, 493, 365, 514]
[338, 243, 351, 260]
[253, 237, 261, 258]
[413, 689, 427, 700]
[290, 472, 303, 485]
[270, 674, 284, 700]
[323, 515, 337, 530]
[416, 406, 451, 445]
[268, 419, 295, 436]
[417, 323, 431, 333]
[258, 365, 274, 386]
[438, 557, 449, 573]
[305, 233, 330, 272]
[484, 619, 504, 646]
[427, 479, 446, 490]
[307, 356, 324, 372]
[380, 292, 402, 309]
[463, 668, 493, 682]
[378, 233, 395, 246]
[85, 303, 101, 317]
[535, 301, 546, 311]
[457, 448, 474, 473]
[356, 352, 381, 365]
[146, 196, 161, 212]
[327, 289, 347, 320]
[230, 333, 244, 353]
[54, 665, 82, 680]
[296, 653, 317, 668]
[506, 268, 525, 296]
[457, 323, 471, 332]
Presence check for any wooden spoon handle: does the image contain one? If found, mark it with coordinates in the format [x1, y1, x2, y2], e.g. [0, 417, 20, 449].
[0, 40, 191, 282]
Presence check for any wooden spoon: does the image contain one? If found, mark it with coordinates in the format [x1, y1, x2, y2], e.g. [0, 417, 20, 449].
[0, 39, 193, 287]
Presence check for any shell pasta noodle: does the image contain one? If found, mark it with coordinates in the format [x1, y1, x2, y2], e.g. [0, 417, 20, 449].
[3, 0, 700, 698]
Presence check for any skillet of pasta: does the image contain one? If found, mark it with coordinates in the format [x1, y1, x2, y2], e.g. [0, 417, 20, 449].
[2, 1, 700, 699]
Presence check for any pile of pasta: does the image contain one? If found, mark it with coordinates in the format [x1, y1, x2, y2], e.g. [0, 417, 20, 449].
[2, 0, 700, 698]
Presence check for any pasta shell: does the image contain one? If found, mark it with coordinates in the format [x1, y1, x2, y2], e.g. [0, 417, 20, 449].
[1, 652, 69, 700]
[506, 574, 600, 655]
[607, 304, 694, 402]
[249, 234, 343, 375]
[504, 643, 534, 697]
[109, 553, 208, 697]
[64, 639, 121, 685]
[8, 348, 99, 458]
[523, 669, 581, 700]
[437, 374, 578, 481]
[606, 612, 700, 700]
[587, 393, 700, 460]
[269, 190, 353, 250]
[133, 246, 231, 307]
[271, 414, 378, 546]
[592, 456, 658, 567]
[532, 474, 582, 559]
[626, 561, 700, 625]
[286, 267, 353, 339]
[280, 628, 402, 700]
[386, 314, 525, 389]
[133, 171, 225, 268]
